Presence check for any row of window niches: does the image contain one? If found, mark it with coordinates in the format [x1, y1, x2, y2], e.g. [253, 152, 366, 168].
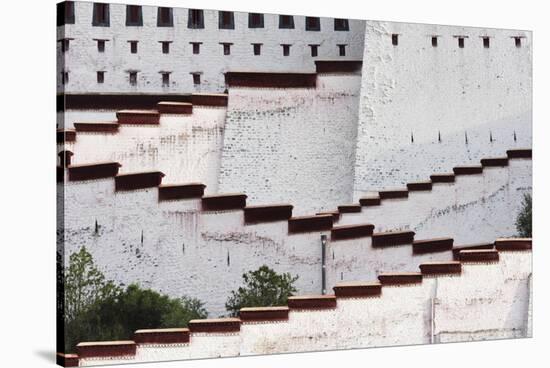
[390, 33, 525, 48]
[61, 71, 204, 87]
[57, 2, 350, 31]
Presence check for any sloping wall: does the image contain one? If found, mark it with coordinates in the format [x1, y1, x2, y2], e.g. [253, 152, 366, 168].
[353, 21, 532, 197]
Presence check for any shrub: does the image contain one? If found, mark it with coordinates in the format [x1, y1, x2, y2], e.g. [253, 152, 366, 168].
[516, 193, 532, 237]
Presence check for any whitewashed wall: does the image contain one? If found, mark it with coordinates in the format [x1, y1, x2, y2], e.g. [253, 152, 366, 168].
[61, 107, 226, 189]
[218, 73, 361, 215]
[353, 21, 532, 197]
[78, 250, 531, 366]
[58, 2, 365, 93]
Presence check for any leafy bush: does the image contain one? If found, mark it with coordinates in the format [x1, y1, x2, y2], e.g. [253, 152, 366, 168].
[225, 265, 298, 317]
[516, 193, 532, 237]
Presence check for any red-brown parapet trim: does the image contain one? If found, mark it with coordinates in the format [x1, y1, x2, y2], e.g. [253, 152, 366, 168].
[372, 230, 415, 248]
[134, 328, 190, 344]
[244, 204, 293, 224]
[288, 214, 333, 234]
[315, 60, 363, 74]
[480, 157, 509, 167]
[333, 282, 382, 297]
[68, 162, 121, 181]
[359, 196, 381, 206]
[430, 173, 455, 183]
[412, 237, 454, 254]
[378, 272, 423, 285]
[379, 189, 408, 200]
[239, 306, 290, 322]
[188, 318, 241, 333]
[57, 129, 76, 144]
[192, 93, 229, 107]
[419, 261, 462, 275]
[57, 353, 79, 367]
[458, 249, 499, 262]
[158, 183, 206, 201]
[453, 165, 483, 175]
[115, 171, 165, 191]
[331, 223, 375, 241]
[76, 341, 137, 359]
[495, 238, 532, 251]
[287, 295, 337, 309]
[74, 121, 119, 133]
[202, 193, 247, 211]
[316, 211, 340, 222]
[407, 181, 433, 191]
[225, 72, 317, 88]
[337, 204, 362, 213]
[507, 149, 532, 159]
[116, 109, 160, 125]
[452, 243, 494, 260]
[157, 101, 193, 114]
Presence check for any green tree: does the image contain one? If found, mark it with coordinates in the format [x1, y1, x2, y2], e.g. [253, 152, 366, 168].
[516, 193, 532, 237]
[225, 265, 298, 317]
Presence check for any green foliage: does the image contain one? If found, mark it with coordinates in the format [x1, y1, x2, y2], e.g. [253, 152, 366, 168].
[62, 247, 207, 353]
[516, 193, 532, 237]
[225, 265, 298, 317]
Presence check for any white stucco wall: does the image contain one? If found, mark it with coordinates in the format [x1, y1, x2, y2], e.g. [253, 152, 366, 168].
[78, 249, 532, 366]
[353, 21, 532, 197]
[58, 2, 365, 93]
[218, 73, 361, 215]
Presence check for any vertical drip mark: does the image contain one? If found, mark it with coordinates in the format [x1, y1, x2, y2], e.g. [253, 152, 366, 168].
[140, 230, 144, 245]
[341, 272, 344, 281]
[182, 242, 185, 255]
[411, 132, 414, 143]
[490, 131, 493, 143]
[438, 131, 441, 143]
[514, 131, 517, 142]
[464, 131, 468, 145]
[332, 250, 335, 260]
[94, 219, 99, 234]
[227, 251, 230, 266]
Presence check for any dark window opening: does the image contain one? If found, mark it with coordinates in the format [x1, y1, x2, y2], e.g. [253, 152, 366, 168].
[338, 44, 347, 56]
[191, 42, 201, 54]
[92, 3, 110, 27]
[126, 5, 143, 26]
[57, 1, 75, 26]
[392, 34, 399, 46]
[157, 7, 173, 27]
[219, 11, 235, 29]
[334, 18, 349, 31]
[60, 39, 70, 53]
[221, 43, 232, 55]
[188, 9, 204, 29]
[61, 71, 69, 85]
[305, 17, 320, 31]
[161, 73, 170, 87]
[458, 37, 465, 48]
[161, 42, 170, 54]
[514, 37, 522, 48]
[253, 43, 262, 55]
[129, 41, 138, 54]
[432, 36, 438, 47]
[483, 37, 490, 48]
[129, 72, 137, 86]
[279, 15, 294, 29]
[282, 44, 291, 56]
[97, 40, 105, 52]
[310, 44, 319, 57]
[192, 73, 201, 85]
[248, 13, 264, 28]
[97, 71, 104, 84]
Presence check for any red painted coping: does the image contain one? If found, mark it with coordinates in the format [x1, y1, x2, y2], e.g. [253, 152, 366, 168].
[158, 183, 206, 201]
[379, 189, 408, 199]
[430, 173, 455, 183]
[507, 149, 532, 159]
[225, 72, 317, 88]
[494, 238, 532, 251]
[288, 214, 333, 234]
[359, 196, 381, 206]
[157, 101, 193, 114]
[452, 243, 494, 260]
[316, 211, 340, 222]
[73, 121, 119, 132]
[116, 109, 160, 125]
[56, 353, 79, 367]
[337, 204, 362, 213]
[378, 272, 423, 285]
[134, 328, 190, 344]
[57, 129, 76, 144]
[453, 165, 483, 175]
[458, 249, 499, 262]
[201, 193, 247, 211]
[480, 157, 509, 167]
[188, 318, 241, 333]
[333, 281, 382, 297]
[192, 93, 229, 107]
[244, 204, 293, 224]
[407, 181, 433, 191]
[419, 261, 462, 275]
[371, 230, 415, 247]
[115, 171, 165, 191]
[287, 295, 337, 309]
[331, 223, 375, 241]
[315, 60, 363, 73]
[412, 237, 454, 254]
[239, 306, 290, 322]
[76, 341, 136, 359]
[68, 162, 121, 181]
